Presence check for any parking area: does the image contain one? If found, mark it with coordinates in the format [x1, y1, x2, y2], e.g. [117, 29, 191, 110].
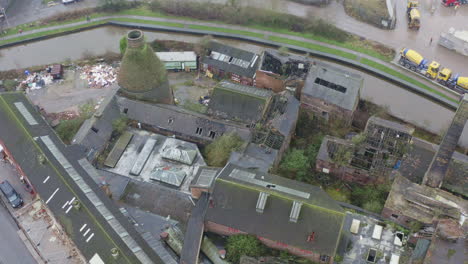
[0, 160, 35, 209]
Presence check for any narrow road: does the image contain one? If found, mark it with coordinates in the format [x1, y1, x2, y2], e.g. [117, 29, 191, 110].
[0, 204, 37, 264]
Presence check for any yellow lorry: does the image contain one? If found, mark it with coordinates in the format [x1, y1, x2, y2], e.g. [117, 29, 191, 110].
[407, 0, 420, 30]
[449, 75, 468, 92]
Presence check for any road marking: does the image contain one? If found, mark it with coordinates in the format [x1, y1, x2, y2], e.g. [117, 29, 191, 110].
[45, 188, 59, 204]
[43, 176, 50, 184]
[79, 224, 87, 232]
[69, 197, 76, 204]
[65, 205, 73, 214]
[86, 233, 95, 243]
[83, 228, 91, 237]
[62, 201, 69, 209]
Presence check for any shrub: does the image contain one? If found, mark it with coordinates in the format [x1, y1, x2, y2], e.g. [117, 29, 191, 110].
[112, 116, 128, 136]
[226, 234, 268, 264]
[150, 0, 350, 42]
[204, 133, 244, 167]
[55, 118, 85, 144]
[3, 79, 18, 91]
[350, 183, 390, 213]
[280, 148, 310, 180]
[119, 36, 127, 55]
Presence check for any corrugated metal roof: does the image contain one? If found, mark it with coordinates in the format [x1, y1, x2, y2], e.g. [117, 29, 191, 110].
[155, 52, 197, 62]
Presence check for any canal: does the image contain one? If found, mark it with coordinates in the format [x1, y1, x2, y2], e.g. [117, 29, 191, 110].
[0, 26, 466, 146]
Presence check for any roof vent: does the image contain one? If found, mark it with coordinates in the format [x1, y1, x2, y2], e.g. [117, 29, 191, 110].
[256, 192, 269, 213]
[289, 201, 303, 223]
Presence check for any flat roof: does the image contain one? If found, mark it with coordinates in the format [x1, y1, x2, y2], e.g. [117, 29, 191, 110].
[0, 92, 162, 264]
[155, 52, 197, 62]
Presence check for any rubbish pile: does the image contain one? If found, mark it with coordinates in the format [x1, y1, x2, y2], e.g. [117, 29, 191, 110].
[79, 64, 117, 89]
[21, 72, 54, 91]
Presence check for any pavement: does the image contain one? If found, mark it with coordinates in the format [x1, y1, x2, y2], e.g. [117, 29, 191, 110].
[0, 202, 37, 264]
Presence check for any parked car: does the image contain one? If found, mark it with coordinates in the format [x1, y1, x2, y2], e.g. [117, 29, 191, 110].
[0, 180, 23, 208]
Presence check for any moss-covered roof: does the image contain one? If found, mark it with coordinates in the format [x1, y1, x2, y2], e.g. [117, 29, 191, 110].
[206, 163, 345, 256]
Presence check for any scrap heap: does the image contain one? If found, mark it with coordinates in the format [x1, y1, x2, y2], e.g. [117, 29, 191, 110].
[79, 64, 117, 89]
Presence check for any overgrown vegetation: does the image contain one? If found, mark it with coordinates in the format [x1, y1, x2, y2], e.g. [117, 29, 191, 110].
[226, 234, 268, 264]
[203, 133, 244, 167]
[350, 183, 390, 213]
[149, 0, 350, 42]
[55, 101, 95, 144]
[112, 116, 129, 136]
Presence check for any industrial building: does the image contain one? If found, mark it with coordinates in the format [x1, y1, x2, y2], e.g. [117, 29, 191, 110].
[201, 41, 260, 86]
[204, 163, 346, 263]
[316, 116, 414, 184]
[156, 51, 198, 71]
[301, 61, 362, 125]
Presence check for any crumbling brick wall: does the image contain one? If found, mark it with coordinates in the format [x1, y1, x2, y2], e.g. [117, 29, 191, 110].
[300, 95, 354, 126]
[381, 207, 417, 227]
[316, 158, 378, 185]
[204, 221, 330, 263]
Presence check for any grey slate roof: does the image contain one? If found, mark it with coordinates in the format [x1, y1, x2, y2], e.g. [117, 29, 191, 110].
[73, 87, 121, 155]
[116, 95, 252, 142]
[201, 41, 260, 78]
[206, 163, 345, 256]
[0, 92, 162, 264]
[208, 81, 273, 123]
[270, 92, 300, 136]
[366, 116, 415, 135]
[302, 62, 362, 111]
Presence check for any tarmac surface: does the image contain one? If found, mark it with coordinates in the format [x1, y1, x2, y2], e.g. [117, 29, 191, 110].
[0, 203, 36, 264]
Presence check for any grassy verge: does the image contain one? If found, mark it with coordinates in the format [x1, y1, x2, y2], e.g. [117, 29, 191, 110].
[269, 35, 358, 61]
[112, 17, 184, 28]
[0, 20, 108, 46]
[188, 25, 264, 38]
[361, 58, 458, 103]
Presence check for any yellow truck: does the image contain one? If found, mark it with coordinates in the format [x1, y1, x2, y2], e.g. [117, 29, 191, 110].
[407, 0, 420, 30]
[449, 75, 468, 92]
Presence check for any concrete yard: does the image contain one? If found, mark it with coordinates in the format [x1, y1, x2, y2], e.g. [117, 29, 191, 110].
[106, 129, 206, 193]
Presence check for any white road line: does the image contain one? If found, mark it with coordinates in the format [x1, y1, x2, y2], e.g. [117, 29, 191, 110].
[69, 197, 76, 204]
[62, 201, 69, 209]
[65, 205, 73, 214]
[83, 228, 91, 237]
[45, 188, 59, 204]
[43, 176, 50, 184]
[86, 233, 95, 243]
[79, 224, 87, 232]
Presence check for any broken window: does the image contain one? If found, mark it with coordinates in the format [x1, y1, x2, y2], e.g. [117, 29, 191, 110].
[319, 255, 330, 262]
[168, 118, 174, 125]
[196, 127, 203, 135]
[391, 214, 399, 218]
[91, 127, 99, 133]
[123, 108, 128, 114]
[209, 131, 216, 139]
[315, 78, 347, 93]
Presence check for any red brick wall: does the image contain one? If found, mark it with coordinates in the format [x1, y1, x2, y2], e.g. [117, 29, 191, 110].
[205, 221, 331, 263]
[300, 95, 354, 126]
[316, 159, 378, 185]
[381, 207, 416, 227]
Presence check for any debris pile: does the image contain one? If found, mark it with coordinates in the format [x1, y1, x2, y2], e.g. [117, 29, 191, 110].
[21, 72, 54, 91]
[80, 64, 117, 89]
